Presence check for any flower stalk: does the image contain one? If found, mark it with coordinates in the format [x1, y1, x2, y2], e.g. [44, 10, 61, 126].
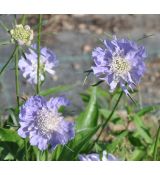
[36, 14, 42, 94]
[15, 45, 20, 107]
[0, 46, 18, 77]
[95, 90, 123, 143]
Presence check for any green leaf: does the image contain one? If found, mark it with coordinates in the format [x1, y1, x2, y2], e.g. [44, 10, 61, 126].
[7, 108, 18, 126]
[57, 126, 100, 160]
[51, 145, 63, 160]
[39, 85, 74, 96]
[79, 93, 90, 103]
[106, 131, 128, 152]
[0, 128, 25, 160]
[76, 87, 98, 130]
[0, 142, 22, 160]
[0, 142, 15, 160]
[99, 108, 118, 120]
[130, 149, 146, 160]
[128, 134, 143, 147]
[136, 106, 155, 117]
[133, 115, 152, 144]
[0, 128, 24, 147]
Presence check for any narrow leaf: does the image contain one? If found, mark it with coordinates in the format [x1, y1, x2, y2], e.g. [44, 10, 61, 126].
[91, 80, 104, 86]
[57, 126, 100, 160]
[76, 87, 98, 130]
[39, 85, 74, 96]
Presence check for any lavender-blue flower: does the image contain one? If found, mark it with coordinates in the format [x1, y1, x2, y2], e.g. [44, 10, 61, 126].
[18, 44, 58, 85]
[79, 151, 118, 161]
[18, 96, 75, 151]
[91, 36, 147, 95]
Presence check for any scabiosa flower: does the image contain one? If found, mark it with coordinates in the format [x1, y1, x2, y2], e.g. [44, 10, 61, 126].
[18, 44, 58, 84]
[91, 36, 147, 95]
[10, 24, 33, 46]
[78, 151, 118, 161]
[18, 96, 75, 151]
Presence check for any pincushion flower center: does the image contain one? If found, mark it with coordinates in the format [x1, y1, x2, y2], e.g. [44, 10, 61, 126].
[111, 56, 131, 76]
[37, 107, 62, 135]
[10, 25, 33, 45]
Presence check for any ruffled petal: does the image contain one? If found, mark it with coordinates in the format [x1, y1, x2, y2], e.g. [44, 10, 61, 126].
[91, 36, 147, 94]
[47, 96, 70, 112]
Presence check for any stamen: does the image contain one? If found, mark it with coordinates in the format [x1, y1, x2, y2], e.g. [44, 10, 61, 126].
[10, 24, 33, 45]
[110, 56, 131, 76]
[37, 107, 62, 135]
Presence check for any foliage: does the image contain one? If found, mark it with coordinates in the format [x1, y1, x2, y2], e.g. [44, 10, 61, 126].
[0, 15, 159, 161]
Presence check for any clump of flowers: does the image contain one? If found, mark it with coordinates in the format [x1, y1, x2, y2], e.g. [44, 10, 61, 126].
[18, 44, 58, 84]
[18, 95, 75, 151]
[91, 36, 147, 95]
[79, 151, 118, 161]
[10, 24, 33, 46]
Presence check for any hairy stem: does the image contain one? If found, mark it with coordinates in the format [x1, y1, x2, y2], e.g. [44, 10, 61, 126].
[24, 139, 28, 161]
[15, 45, 20, 107]
[36, 14, 42, 94]
[21, 14, 26, 25]
[0, 46, 18, 77]
[45, 150, 48, 161]
[95, 91, 123, 143]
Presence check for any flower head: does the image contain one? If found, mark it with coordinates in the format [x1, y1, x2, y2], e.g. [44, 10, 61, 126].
[91, 36, 147, 95]
[79, 151, 118, 161]
[18, 95, 75, 151]
[18, 44, 58, 84]
[10, 24, 33, 46]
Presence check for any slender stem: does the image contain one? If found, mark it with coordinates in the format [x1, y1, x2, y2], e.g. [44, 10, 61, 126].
[21, 14, 26, 25]
[153, 124, 160, 160]
[36, 150, 41, 161]
[0, 40, 12, 46]
[15, 45, 20, 107]
[95, 91, 123, 143]
[0, 20, 9, 32]
[0, 46, 18, 77]
[0, 111, 2, 127]
[14, 15, 17, 25]
[45, 150, 48, 161]
[36, 14, 42, 94]
[24, 139, 28, 161]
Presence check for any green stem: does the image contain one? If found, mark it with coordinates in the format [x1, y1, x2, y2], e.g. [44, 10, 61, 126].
[153, 124, 160, 160]
[0, 20, 9, 32]
[0, 40, 12, 46]
[21, 14, 26, 25]
[36, 14, 42, 94]
[95, 90, 123, 143]
[36, 150, 41, 161]
[24, 139, 28, 161]
[14, 15, 17, 25]
[0, 111, 2, 127]
[45, 150, 48, 161]
[15, 45, 20, 107]
[0, 46, 18, 77]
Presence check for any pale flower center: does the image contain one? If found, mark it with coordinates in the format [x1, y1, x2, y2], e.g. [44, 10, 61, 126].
[110, 56, 131, 76]
[10, 24, 33, 45]
[37, 107, 62, 135]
